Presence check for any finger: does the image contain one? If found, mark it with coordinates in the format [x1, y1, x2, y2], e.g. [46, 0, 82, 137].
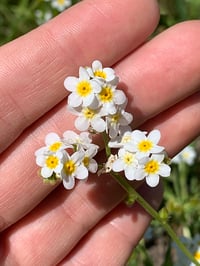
[115, 20, 200, 126]
[0, 175, 127, 265]
[0, 0, 159, 153]
[59, 182, 163, 266]
[1, 21, 200, 231]
[141, 91, 200, 157]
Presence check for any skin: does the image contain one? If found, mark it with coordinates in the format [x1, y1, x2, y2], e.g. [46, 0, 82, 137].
[0, 0, 199, 264]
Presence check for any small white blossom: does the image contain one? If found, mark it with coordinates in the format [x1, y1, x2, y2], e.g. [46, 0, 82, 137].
[61, 150, 88, 189]
[82, 146, 98, 173]
[112, 148, 139, 181]
[106, 108, 133, 139]
[87, 60, 118, 84]
[63, 130, 94, 150]
[36, 151, 63, 178]
[64, 67, 101, 108]
[46, 0, 72, 12]
[35, 132, 68, 156]
[172, 145, 197, 165]
[35, 10, 53, 25]
[134, 154, 171, 187]
[108, 130, 134, 149]
[126, 129, 164, 159]
[98, 84, 127, 115]
[74, 106, 106, 133]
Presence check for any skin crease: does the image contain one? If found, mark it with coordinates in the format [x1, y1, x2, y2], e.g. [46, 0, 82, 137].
[0, 0, 199, 265]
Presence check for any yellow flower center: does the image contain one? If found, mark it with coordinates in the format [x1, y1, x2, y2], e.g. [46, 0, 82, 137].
[76, 81, 92, 97]
[49, 142, 62, 152]
[182, 152, 189, 159]
[122, 135, 132, 143]
[144, 160, 159, 174]
[83, 107, 96, 119]
[111, 113, 120, 124]
[194, 250, 200, 261]
[46, 155, 59, 169]
[57, 0, 65, 5]
[83, 156, 89, 167]
[94, 70, 106, 79]
[138, 140, 153, 152]
[64, 160, 76, 175]
[123, 152, 134, 165]
[99, 87, 113, 102]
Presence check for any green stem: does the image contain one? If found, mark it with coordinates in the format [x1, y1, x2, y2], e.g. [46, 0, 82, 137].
[179, 162, 189, 201]
[111, 172, 200, 266]
[101, 132, 111, 157]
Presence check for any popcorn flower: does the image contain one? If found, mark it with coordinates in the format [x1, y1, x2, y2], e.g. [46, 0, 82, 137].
[35, 60, 171, 190]
[46, 0, 72, 12]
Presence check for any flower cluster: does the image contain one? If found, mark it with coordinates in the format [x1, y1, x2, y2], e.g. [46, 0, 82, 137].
[35, 131, 98, 189]
[35, 60, 171, 189]
[64, 60, 133, 139]
[109, 129, 171, 187]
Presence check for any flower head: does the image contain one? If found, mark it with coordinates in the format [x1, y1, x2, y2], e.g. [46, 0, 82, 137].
[134, 154, 171, 187]
[126, 129, 164, 159]
[64, 67, 101, 108]
[36, 151, 63, 178]
[61, 150, 88, 189]
[112, 148, 138, 181]
[46, 0, 72, 12]
[87, 60, 118, 84]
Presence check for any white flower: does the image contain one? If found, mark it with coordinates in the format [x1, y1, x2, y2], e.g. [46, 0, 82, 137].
[35, 132, 68, 156]
[106, 108, 133, 139]
[190, 246, 200, 266]
[108, 130, 134, 149]
[172, 145, 197, 165]
[46, 0, 72, 12]
[74, 106, 106, 133]
[63, 130, 94, 150]
[61, 150, 88, 189]
[87, 60, 118, 84]
[82, 146, 98, 173]
[64, 67, 101, 108]
[35, 10, 53, 25]
[126, 129, 164, 159]
[98, 84, 127, 115]
[36, 151, 63, 178]
[134, 154, 171, 187]
[112, 148, 138, 181]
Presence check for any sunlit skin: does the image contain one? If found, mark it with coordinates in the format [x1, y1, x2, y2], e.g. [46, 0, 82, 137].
[0, 0, 199, 265]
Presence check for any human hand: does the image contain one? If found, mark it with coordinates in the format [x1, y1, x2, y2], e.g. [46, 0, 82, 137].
[0, 0, 199, 265]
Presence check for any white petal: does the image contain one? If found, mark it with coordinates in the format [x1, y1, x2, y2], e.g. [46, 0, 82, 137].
[146, 174, 160, 187]
[148, 130, 161, 144]
[36, 155, 45, 167]
[114, 90, 127, 105]
[35, 147, 47, 156]
[64, 77, 78, 92]
[91, 118, 106, 132]
[79, 67, 89, 80]
[132, 130, 146, 142]
[41, 167, 53, 178]
[63, 130, 78, 142]
[68, 92, 82, 107]
[120, 112, 133, 125]
[63, 176, 75, 190]
[91, 80, 102, 93]
[45, 132, 60, 145]
[124, 167, 135, 180]
[75, 165, 88, 180]
[82, 94, 95, 107]
[159, 164, 171, 177]
[88, 159, 98, 173]
[75, 117, 89, 131]
[134, 168, 146, 181]
[112, 159, 124, 172]
[92, 60, 102, 71]
[71, 151, 84, 164]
